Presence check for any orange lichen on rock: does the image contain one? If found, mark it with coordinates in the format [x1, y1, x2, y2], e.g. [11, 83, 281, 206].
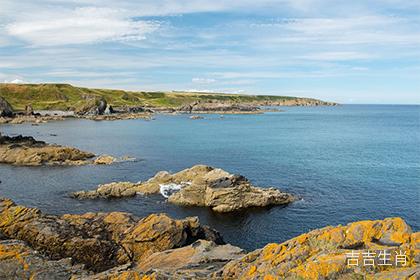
[220, 217, 419, 280]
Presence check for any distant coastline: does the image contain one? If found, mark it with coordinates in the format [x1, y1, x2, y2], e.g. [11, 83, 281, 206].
[0, 83, 337, 112]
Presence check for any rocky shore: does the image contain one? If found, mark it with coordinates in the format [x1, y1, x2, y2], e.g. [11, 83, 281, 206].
[0, 198, 418, 279]
[0, 134, 95, 166]
[0, 84, 339, 125]
[71, 165, 296, 212]
[0, 134, 123, 166]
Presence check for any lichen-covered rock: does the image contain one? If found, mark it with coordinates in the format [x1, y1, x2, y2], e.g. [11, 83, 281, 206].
[71, 165, 295, 212]
[0, 134, 95, 166]
[220, 217, 419, 280]
[84, 240, 244, 280]
[136, 239, 245, 278]
[120, 214, 224, 262]
[0, 198, 224, 273]
[0, 239, 88, 279]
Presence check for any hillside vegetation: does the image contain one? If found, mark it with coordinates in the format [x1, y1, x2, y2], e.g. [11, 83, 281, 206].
[0, 83, 334, 111]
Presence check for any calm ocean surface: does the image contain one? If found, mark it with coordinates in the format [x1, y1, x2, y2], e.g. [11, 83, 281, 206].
[1, 105, 419, 251]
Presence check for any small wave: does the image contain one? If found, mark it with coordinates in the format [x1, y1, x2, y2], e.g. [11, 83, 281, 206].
[159, 183, 183, 198]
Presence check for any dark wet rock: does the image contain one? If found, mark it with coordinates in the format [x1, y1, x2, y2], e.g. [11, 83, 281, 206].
[0, 96, 14, 117]
[25, 104, 34, 115]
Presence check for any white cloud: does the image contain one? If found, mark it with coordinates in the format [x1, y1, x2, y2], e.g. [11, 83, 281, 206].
[6, 7, 159, 46]
[299, 51, 375, 61]
[3, 78, 27, 84]
[192, 77, 216, 84]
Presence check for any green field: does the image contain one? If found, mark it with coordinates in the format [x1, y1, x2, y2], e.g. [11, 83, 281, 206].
[0, 83, 331, 111]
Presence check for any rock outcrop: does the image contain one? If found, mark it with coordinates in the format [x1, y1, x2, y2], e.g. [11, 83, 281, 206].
[0, 134, 95, 166]
[178, 101, 261, 114]
[0, 198, 418, 279]
[71, 165, 295, 212]
[75, 97, 108, 116]
[0, 239, 88, 279]
[220, 217, 419, 280]
[24, 104, 34, 115]
[0, 96, 14, 117]
[93, 155, 116, 165]
[0, 198, 223, 273]
[134, 239, 245, 279]
[72, 181, 142, 199]
[83, 112, 153, 121]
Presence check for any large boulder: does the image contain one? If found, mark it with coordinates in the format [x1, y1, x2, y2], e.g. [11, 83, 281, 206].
[71, 165, 295, 212]
[0, 96, 14, 117]
[0, 198, 224, 272]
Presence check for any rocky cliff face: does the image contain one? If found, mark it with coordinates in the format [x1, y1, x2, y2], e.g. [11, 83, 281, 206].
[0, 198, 418, 279]
[71, 165, 295, 212]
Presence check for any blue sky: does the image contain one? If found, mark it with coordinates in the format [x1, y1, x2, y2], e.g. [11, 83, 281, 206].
[0, 0, 419, 104]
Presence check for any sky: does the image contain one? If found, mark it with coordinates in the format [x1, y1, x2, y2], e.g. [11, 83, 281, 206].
[0, 0, 419, 104]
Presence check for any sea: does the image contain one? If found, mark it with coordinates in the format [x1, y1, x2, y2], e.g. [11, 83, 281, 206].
[1, 104, 419, 251]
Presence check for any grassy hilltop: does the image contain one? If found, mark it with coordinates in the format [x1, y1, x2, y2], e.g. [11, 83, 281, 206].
[0, 83, 334, 111]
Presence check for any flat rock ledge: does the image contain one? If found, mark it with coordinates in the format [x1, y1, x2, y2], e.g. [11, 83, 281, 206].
[71, 164, 296, 212]
[0, 198, 418, 279]
[0, 134, 127, 166]
[0, 134, 95, 166]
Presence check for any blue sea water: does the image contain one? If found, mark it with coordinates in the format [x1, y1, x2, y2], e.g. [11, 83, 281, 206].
[0, 105, 419, 251]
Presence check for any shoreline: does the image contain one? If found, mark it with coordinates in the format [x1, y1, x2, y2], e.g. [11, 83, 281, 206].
[0, 197, 418, 279]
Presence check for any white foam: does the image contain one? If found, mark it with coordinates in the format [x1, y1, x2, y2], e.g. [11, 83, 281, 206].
[159, 183, 183, 198]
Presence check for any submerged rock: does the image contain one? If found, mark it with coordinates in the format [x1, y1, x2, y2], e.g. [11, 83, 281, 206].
[0, 134, 95, 166]
[0, 198, 224, 273]
[190, 115, 204, 119]
[71, 165, 295, 212]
